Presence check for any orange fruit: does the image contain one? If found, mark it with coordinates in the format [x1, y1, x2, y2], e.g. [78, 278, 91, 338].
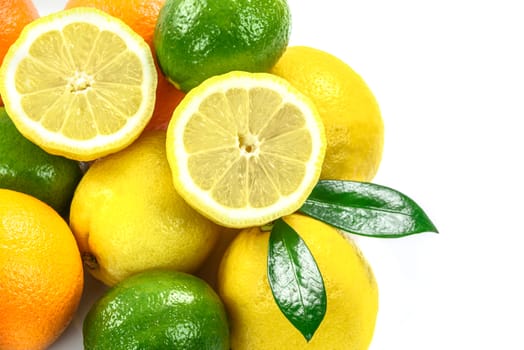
[0, 189, 84, 350]
[64, 0, 185, 130]
[64, 0, 163, 46]
[145, 64, 185, 131]
[0, 0, 39, 106]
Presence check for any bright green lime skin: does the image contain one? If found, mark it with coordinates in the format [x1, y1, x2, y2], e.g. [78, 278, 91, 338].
[83, 270, 230, 350]
[154, 0, 291, 92]
[0, 107, 83, 217]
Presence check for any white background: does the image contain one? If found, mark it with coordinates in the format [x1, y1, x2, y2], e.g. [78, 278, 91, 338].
[30, 1, 524, 349]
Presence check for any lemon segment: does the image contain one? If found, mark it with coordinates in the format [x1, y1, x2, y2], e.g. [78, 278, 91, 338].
[166, 71, 326, 228]
[0, 8, 157, 161]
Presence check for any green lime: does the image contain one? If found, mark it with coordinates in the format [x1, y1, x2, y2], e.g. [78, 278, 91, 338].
[0, 107, 83, 217]
[83, 269, 230, 350]
[154, 0, 291, 92]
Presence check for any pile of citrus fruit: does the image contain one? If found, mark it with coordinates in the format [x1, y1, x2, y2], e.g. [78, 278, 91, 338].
[0, 0, 437, 349]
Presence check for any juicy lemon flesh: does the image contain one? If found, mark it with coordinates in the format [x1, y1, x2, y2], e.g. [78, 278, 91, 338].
[17, 24, 143, 140]
[170, 72, 325, 228]
[0, 8, 157, 161]
[185, 90, 312, 208]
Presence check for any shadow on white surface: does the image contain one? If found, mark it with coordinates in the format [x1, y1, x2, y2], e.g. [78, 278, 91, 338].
[50, 272, 108, 349]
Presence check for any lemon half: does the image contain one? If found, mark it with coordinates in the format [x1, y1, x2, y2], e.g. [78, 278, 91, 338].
[166, 71, 326, 228]
[0, 7, 157, 161]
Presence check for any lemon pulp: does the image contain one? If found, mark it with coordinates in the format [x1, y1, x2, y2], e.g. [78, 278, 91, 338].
[0, 8, 157, 161]
[167, 71, 326, 228]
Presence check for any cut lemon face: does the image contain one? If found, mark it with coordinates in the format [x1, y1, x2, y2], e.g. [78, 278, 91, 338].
[166, 71, 326, 228]
[0, 7, 157, 161]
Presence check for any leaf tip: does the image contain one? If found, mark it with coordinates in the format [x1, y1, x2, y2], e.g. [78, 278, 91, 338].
[303, 331, 315, 342]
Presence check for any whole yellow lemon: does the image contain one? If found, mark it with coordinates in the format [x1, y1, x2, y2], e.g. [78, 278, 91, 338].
[271, 46, 384, 182]
[218, 213, 379, 349]
[70, 131, 221, 286]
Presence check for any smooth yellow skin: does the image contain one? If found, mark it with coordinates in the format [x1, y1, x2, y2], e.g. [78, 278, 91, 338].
[271, 46, 384, 182]
[218, 213, 379, 350]
[70, 131, 221, 286]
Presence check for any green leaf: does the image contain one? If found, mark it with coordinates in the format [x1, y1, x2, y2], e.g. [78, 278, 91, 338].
[267, 218, 327, 341]
[299, 180, 438, 238]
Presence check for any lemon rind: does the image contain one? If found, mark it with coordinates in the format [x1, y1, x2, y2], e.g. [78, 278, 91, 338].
[167, 71, 326, 228]
[0, 7, 157, 161]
